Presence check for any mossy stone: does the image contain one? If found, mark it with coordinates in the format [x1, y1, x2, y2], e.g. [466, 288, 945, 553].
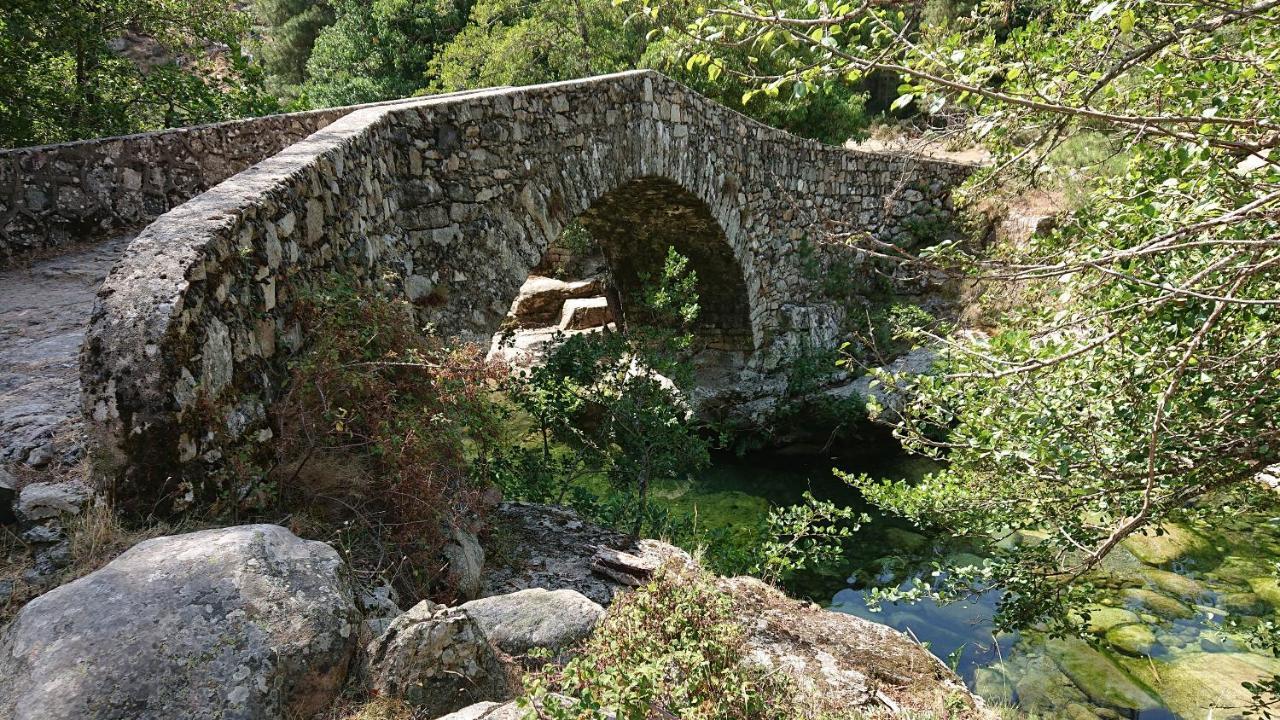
[973, 666, 1015, 705]
[1105, 624, 1157, 657]
[1140, 568, 1207, 601]
[1121, 588, 1195, 620]
[1081, 606, 1142, 635]
[1210, 555, 1270, 585]
[881, 527, 929, 553]
[1046, 639, 1161, 711]
[1123, 524, 1219, 568]
[1012, 654, 1090, 714]
[1218, 591, 1269, 614]
[1150, 652, 1280, 720]
[1248, 577, 1280, 608]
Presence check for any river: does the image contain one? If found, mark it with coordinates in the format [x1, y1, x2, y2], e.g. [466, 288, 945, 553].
[641, 449, 1280, 720]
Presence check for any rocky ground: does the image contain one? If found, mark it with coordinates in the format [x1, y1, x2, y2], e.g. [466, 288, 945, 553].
[0, 501, 984, 719]
[0, 236, 130, 469]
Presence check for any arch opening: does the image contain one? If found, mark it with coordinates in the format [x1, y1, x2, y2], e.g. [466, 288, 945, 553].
[491, 176, 754, 389]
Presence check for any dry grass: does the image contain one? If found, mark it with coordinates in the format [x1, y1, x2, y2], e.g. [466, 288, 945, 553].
[316, 696, 431, 720]
[0, 499, 185, 624]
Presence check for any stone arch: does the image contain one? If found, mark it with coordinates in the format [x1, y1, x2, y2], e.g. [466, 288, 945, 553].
[79, 70, 973, 513]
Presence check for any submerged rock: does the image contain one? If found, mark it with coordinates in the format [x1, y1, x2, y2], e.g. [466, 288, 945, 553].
[1121, 588, 1196, 620]
[1045, 639, 1160, 712]
[1248, 577, 1280, 608]
[1148, 651, 1280, 720]
[1219, 591, 1270, 616]
[1105, 624, 1157, 657]
[1122, 523, 1218, 568]
[1140, 567, 1208, 601]
[1082, 606, 1140, 635]
[0, 524, 359, 720]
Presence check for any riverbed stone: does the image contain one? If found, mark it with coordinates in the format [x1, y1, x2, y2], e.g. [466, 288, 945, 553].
[1105, 624, 1157, 657]
[1122, 523, 1218, 568]
[973, 666, 1015, 705]
[1121, 588, 1196, 620]
[1140, 567, 1208, 601]
[1082, 606, 1141, 635]
[0, 524, 359, 720]
[1149, 651, 1280, 720]
[1046, 639, 1160, 712]
[1219, 591, 1270, 616]
[1248, 577, 1280, 608]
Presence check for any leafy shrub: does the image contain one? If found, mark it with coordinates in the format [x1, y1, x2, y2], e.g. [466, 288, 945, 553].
[520, 564, 799, 720]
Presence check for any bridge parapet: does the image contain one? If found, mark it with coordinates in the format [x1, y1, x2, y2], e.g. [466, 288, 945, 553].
[76, 70, 972, 513]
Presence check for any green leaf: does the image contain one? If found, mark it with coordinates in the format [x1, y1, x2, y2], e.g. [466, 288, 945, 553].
[1118, 9, 1135, 33]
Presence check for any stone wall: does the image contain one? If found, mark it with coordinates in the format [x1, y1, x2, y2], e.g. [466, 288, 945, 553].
[80, 70, 972, 514]
[0, 98, 442, 266]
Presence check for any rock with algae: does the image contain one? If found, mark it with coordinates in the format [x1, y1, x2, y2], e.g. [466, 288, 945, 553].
[1045, 638, 1160, 713]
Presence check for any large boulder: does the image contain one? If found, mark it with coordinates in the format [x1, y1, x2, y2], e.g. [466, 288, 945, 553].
[464, 588, 603, 655]
[508, 276, 605, 328]
[719, 577, 980, 716]
[364, 588, 602, 714]
[364, 601, 512, 717]
[0, 524, 359, 720]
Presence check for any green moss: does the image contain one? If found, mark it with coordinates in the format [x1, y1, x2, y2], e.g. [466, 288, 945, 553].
[1080, 606, 1141, 635]
[1120, 588, 1195, 620]
[1219, 592, 1270, 616]
[1140, 652, 1280, 720]
[1045, 639, 1160, 711]
[1122, 524, 1219, 568]
[1105, 624, 1157, 657]
[1247, 577, 1280, 608]
[1140, 568, 1208, 602]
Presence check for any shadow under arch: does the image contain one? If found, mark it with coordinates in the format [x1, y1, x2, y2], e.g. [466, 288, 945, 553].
[575, 176, 753, 356]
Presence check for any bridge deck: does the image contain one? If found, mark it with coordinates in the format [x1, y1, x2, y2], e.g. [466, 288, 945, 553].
[0, 236, 129, 468]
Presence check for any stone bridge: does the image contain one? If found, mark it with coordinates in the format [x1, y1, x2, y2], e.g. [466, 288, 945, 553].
[3, 70, 971, 513]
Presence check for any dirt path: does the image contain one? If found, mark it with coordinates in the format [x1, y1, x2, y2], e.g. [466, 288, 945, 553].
[0, 237, 131, 469]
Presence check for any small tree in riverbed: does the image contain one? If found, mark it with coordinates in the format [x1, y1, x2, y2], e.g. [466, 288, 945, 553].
[495, 246, 710, 537]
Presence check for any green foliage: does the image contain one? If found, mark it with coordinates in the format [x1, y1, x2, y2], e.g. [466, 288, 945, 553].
[428, 0, 868, 143]
[520, 564, 800, 719]
[253, 0, 335, 106]
[753, 491, 869, 585]
[640, 13, 870, 144]
[491, 245, 710, 537]
[303, 0, 472, 107]
[636, 0, 1280, 645]
[0, 0, 277, 146]
[429, 0, 643, 91]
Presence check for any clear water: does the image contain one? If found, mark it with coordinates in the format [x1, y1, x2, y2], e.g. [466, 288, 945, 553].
[658, 449, 1280, 720]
